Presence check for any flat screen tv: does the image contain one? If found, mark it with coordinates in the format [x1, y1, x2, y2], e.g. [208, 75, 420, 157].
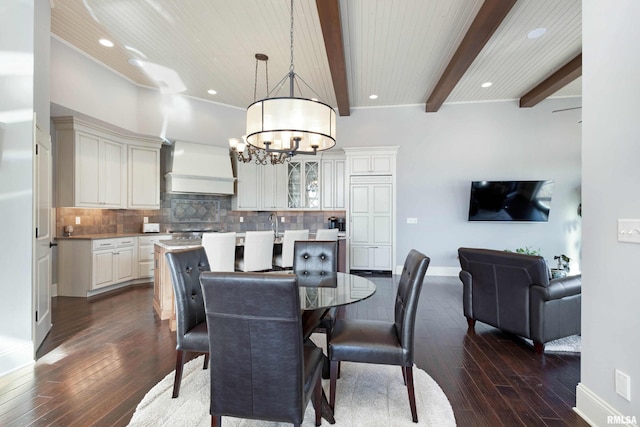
[467, 180, 554, 222]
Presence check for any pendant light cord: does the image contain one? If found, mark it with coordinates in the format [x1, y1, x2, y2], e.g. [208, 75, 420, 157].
[290, 0, 295, 72]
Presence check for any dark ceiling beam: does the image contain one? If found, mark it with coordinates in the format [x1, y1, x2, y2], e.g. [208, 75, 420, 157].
[519, 53, 582, 108]
[316, 0, 350, 116]
[425, 0, 517, 112]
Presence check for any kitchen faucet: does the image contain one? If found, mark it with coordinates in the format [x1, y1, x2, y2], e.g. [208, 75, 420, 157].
[269, 213, 279, 237]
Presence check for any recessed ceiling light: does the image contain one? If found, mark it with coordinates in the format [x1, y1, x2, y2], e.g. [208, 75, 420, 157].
[128, 58, 143, 67]
[369, 94, 378, 100]
[207, 89, 217, 95]
[481, 82, 492, 88]
[527, 28, 547, 39]
[99, 38, 114, 47]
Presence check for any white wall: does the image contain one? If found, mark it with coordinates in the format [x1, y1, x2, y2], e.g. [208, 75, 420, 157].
[136, 88, 245, 147]
[576, 0, 640, 423]
[338, 100, 582, 273]
[0, 0, 49, 377]
[50, 37, 138, 132]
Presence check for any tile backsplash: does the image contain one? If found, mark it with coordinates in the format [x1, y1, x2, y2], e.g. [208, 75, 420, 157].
[56, 193, 345, 237]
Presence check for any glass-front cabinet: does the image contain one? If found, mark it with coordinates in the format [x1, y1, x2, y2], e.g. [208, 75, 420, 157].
[288, 160, 320, 209]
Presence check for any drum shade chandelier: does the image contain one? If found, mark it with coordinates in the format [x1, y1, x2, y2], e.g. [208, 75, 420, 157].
[229, 54, 289, 165]
[245, 0, 336, 157]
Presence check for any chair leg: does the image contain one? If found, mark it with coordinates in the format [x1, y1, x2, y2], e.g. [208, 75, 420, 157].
[404, 366, 418, 423]
[466, 317, 476, 330]
[203, 353, 210, 370]
[313, 371, 322, 426]
[534, 341, 545, 354]
[211, 415, 221, 426]
[329, 360, 339, 410]
[172, 350, 186, 398]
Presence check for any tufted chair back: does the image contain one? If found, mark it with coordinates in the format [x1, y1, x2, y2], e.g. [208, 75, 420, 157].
[293, 240, 338, 276]
[166, 248, 210, 349]
[394, 249, 430, 362]
[165, 247, 211, 398]
[200, 272, 324, 425]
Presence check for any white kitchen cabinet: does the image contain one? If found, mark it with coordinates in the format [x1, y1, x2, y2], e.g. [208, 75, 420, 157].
[347, 152, 395, 176]
[321, 152, 345, 210]
[128, 145, 161, 209]
[261, 164, 288, 210]
[73, 131, 126, 208]
[233, 161, 260, 210]
[344, 147, 398, 273]
[287, 160, 320, 209]
[58, 236, 145, 297]
[91, 237, 136, 290]
[233, 161, 289, 211]
[54, 117, 162, 209]
[138, 234, 171, 278]
[349, 178, 393, 271]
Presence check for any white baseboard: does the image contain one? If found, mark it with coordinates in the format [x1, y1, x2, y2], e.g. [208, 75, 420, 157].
[575, 383, 638, 427]
[51, 282, 58, 298]
[394, 265, 459, 277]
[0, 342, 34, 382]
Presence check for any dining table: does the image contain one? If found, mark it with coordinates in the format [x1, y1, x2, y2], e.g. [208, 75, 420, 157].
[284, 271, 377, 424]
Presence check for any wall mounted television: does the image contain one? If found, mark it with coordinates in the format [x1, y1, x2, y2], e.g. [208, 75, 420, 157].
[467, 180, 554, 222]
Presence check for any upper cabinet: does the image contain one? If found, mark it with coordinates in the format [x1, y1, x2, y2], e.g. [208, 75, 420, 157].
[233, 161, 288, 211]
[321, 151, 345, 210]
[128, 145, 160, 209]
[287, 160, 320, 209]
[54, 117, 162, 209]
[232, 149, 345, 211]
[347, 151, 396, 175]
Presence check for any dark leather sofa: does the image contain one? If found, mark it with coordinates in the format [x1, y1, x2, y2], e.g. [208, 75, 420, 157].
[458, 247, 581, 353]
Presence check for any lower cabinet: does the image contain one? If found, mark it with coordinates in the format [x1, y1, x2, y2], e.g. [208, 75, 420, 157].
[58, 236, 155, 297]
[138, 234, 171, 278]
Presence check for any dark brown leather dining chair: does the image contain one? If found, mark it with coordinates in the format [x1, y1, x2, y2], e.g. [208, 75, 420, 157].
[200, 272, 324, 427]
[328, 249, 430, 423]
[293, 240, 339, 341]
[165, 247, 211, 398]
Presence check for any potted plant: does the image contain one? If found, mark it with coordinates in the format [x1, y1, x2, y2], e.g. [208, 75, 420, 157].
[551, 254, 571, 278]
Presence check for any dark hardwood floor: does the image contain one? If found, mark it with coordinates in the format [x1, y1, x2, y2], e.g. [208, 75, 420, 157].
[0, 276, 588, 426]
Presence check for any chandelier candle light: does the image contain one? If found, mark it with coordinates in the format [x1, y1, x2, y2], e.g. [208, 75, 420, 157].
[245, 0, 336, 157]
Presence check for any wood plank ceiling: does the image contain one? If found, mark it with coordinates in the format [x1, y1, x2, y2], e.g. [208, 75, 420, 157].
[50, 0, 582, 117]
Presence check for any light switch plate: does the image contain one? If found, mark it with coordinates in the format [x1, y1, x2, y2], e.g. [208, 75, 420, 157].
[407, 218, 418, 224]
[617, 219, 640, 243]
[75, 216, 81, 225]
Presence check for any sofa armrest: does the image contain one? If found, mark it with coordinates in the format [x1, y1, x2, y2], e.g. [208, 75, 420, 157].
[459, 270, 473, 318]
[532, 274, 581, 301]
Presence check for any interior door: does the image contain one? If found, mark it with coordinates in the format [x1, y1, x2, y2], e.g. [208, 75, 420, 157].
[33, 121, 53, 351]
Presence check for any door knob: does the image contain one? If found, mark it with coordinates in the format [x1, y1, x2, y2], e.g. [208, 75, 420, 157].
[49, 242, 58, 248]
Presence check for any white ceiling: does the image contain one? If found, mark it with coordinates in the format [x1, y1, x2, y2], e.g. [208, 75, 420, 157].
[50, 0, 582, 113]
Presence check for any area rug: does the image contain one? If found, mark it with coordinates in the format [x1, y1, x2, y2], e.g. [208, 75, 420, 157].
[128, 339, 456, 426]
[522, 334, 581, 353]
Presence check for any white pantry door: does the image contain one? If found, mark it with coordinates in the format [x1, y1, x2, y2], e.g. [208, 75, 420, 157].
[33, 121, 53, 351]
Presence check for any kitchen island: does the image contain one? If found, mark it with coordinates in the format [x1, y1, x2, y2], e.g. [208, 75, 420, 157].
[153, 234, 346, 330]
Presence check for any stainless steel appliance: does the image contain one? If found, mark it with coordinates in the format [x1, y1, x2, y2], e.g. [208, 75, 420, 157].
[328, 217, 338, 229]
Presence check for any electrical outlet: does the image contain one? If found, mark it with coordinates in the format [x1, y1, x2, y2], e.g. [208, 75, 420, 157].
[615, 369, 631, 401]
[75, 216, 81, 225]
[143, 217, 149, 223]
[239, 217, 244, 223]
[281, 216, 286, 223]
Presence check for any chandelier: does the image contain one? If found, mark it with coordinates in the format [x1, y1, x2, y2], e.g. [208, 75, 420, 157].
[245, 0, 336, 157]
[229, 54, 289, 165]
[229, 136, 289, 165]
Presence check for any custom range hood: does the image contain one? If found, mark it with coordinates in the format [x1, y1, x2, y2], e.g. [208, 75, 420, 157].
[165, 141, 235, 195]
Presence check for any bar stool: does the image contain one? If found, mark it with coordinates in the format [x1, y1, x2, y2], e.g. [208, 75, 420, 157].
[235, 230, 274, 272]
